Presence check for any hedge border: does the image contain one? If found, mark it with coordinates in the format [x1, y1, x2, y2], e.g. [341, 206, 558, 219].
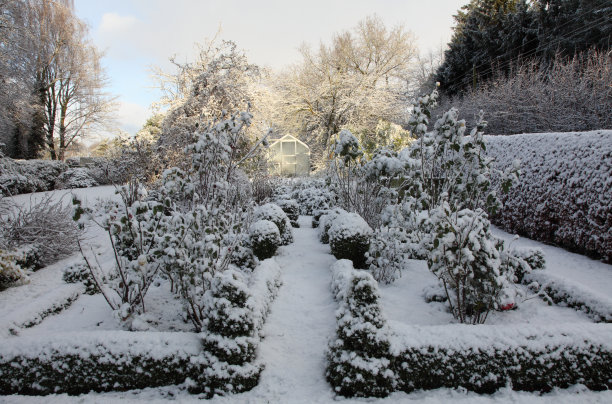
[327, 259, 612, 397]
[0, 259, 284, 396]
[525, 271, 612, 323]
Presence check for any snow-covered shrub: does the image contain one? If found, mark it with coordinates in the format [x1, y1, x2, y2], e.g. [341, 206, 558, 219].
[0, 249, 28, 291]
[366, 226, 407, 284]
[73, 187, 165, 321]
[199, 270, 262, 396]
[296, 183, 334, 216]
[428, 204, 512, 324]
[275, 198, 299, 227]
[318, 207, 348, 244]
[249, 220, 281, 260]
[55, 167, 99, 189]
[311, 209, 325, 228]
[327, 260, 394, 398]
[1, 193, 80, 266]
[393, 323, 612, 393]
[0, 331, 208, 395]
[77, 157, 123, 185]
[327, 131, 401, 229]
[254, 203, 293, 245]
[149, 111, 261, 332]
[229, 242, 257, 272]
[13, 244, 42, 271]
[62, 262, 100, 295]
[498, 241, 545, 284]
[486, 130, 612, 263]
[379, 87, 523, 323]
[328, 212, 373, 269]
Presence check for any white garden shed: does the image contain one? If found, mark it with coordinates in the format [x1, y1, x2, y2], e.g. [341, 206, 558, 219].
[268, 134, 310, 176]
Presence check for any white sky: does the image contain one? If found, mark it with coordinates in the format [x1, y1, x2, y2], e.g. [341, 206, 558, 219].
[75, 0, 469, 137]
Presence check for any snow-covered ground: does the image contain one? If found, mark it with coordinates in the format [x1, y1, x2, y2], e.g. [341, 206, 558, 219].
[491, 225, 612, 302]
[2, 187, 612, 402]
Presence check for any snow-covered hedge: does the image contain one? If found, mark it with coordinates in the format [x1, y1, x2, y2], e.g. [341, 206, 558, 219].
[275, 198, 300, 227]
[249, 258, 283, 333]
[199, 270, 262, 396]
[0, 331, 206, 395]
[296, 185, 334, 215]
[486, 130, 612, 262]
[328, 212, 373, 269]
[249, 220, 281, 260]
[392, 323, 612, 393]
[0, 158, 67, 195]
[0, 157, 119, 196]
[0, 260, 284, 396]
[326, 263, 612, 397]
[0, 283, 84, 338]
[254, 203, 293, 246]
[318, 208, 348, 244]
[327, 260, 394, 398]
[526, 271, 612, 323]
[55, 167, 99, 189]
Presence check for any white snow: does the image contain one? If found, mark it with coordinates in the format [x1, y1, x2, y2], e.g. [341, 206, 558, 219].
[2, 185, 612, 402]
[491, 225, 612, 300]
[233, 215, 338, 402]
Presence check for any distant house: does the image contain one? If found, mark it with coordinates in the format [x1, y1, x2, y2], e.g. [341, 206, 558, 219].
[268, 134, 310, 177]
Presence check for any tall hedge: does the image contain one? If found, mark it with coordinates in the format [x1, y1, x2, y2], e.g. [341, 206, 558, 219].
[486, 130, 611, 262]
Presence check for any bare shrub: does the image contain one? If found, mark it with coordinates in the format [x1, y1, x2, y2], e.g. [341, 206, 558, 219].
[439, 51, 612, 135]
[0, 193, 80, 266]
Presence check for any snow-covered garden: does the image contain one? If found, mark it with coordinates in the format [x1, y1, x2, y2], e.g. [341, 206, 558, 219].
[1, 84, 611, 403]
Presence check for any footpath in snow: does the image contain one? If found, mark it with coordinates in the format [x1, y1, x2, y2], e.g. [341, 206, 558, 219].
[235, 215, 339, 403]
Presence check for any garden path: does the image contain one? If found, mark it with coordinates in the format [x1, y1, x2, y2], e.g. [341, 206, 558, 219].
[240, 215, 339, 403]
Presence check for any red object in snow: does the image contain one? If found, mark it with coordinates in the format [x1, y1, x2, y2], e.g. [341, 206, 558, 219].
[501, 303, 515, 311]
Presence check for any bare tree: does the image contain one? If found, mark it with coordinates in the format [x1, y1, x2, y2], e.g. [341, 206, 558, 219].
[0, 0, 41, 158]
[23, 0, 116, 160]
[275, 15, 418, 164]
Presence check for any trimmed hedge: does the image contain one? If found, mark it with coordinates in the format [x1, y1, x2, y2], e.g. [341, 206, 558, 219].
[525, 271, 612, 323]
[0, 332, 206, 395]
[249, 219, 281, 260]
[327, 260, 394, 398]
[0, 157, 119, 196]
[326, 259, 612, 397]
[254, 203, 294, 246]
[0, 260, 284, 396]
[486, 130, 612, 262]
[328, 212, 372, 269]
[393, 323, 612, 393]
[275, 198, 300, 228]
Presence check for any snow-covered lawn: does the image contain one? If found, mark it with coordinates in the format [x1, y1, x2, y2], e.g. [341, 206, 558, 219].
[1, 186, 611, 402]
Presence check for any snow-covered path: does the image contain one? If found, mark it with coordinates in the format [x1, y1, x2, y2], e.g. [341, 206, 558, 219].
[238, 215, 338, 403]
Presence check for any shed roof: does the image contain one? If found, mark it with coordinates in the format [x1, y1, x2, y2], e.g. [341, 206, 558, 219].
[269, 134, 310, 153]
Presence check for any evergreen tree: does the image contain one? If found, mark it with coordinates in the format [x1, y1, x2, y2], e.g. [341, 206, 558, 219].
[436, 0, 611, 95]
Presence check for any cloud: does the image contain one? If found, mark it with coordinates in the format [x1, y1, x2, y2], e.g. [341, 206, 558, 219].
[116, 100, 150, 135]
[99, 12, 139, 34]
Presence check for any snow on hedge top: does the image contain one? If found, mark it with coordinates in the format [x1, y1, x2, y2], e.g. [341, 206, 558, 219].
[254, 203, 289, 223]
[0, 331, 203, 362]
[390, 322, 612, 357]
[328, 211, 373, 240]
[250, 219, 280, 240]
[485, 130, 612, 261]
[248, 258, 282, 331]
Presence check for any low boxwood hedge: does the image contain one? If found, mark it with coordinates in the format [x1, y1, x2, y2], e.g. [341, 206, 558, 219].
[393, 323, 612, 393]
[0, 331, 206, 395]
